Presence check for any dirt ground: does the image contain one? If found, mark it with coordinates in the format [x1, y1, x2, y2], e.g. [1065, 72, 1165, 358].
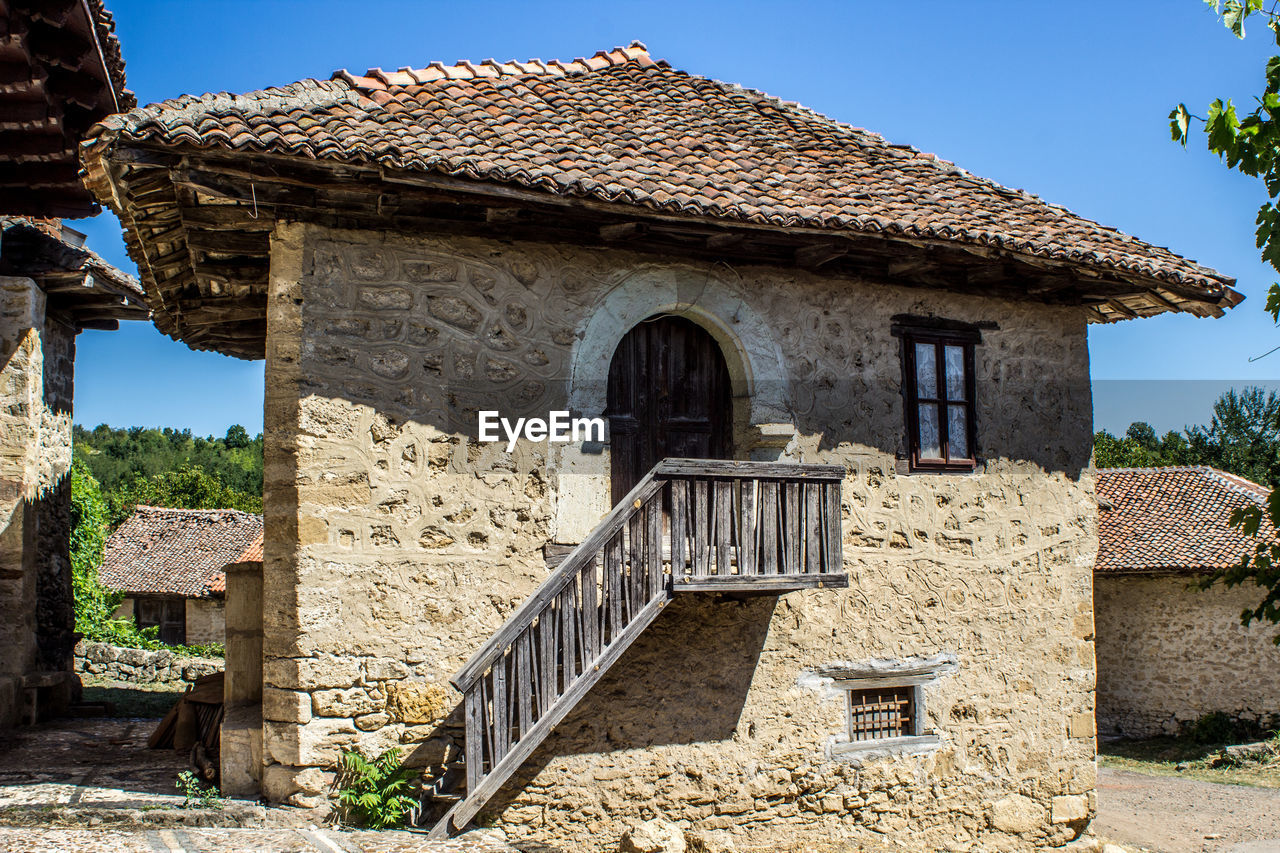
[1097, 766, 1280, 853]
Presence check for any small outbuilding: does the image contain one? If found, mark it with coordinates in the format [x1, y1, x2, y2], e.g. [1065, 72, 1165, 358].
[1095, 466, 1280, 738]
[100, 506, 263, 646]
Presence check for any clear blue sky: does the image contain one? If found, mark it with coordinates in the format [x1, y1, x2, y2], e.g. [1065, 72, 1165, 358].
[70, 0, 1280, 438]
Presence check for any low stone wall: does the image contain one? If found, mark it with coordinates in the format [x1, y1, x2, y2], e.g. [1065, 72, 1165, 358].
[73, 641, 223, 687]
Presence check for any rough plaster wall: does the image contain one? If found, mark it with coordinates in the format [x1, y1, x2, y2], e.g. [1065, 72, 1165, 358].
[34, 315, 76, 672]
[185, 598, 226, 646]
[260, 224, 1098, 852]
[1096, 575, 1280, 737]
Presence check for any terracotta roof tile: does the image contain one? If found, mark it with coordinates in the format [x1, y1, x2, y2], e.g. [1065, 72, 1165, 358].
[99, 507, 262, 598]
[82, 42, 1236, 300]
[1096, 467, 1276, 575]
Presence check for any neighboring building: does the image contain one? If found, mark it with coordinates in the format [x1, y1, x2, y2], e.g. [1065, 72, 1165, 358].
[0, 0, 146, 729]
[1095, 467, 1280, 738]
[100, 507, 263, 646]
[82, 43, 1241, 851]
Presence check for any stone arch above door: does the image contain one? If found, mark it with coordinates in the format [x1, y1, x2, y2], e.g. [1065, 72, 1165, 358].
[551, 266, 797, 542]
[568, 265, 793, 428]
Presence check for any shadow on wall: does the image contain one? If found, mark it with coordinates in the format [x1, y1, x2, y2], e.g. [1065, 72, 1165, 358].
[406, 594, 776, 813]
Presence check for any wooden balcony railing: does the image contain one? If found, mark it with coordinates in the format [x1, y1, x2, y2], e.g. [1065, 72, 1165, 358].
[429, 458, 846, 836]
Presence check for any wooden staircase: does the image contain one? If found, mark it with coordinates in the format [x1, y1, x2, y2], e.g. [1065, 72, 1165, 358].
[428, 458, 847, 837]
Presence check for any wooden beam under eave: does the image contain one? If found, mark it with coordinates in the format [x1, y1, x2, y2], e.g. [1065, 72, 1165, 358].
[795, 242, 848, 269]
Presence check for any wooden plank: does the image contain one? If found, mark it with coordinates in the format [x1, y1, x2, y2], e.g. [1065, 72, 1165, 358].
[670, 479, 687, 576]
[491, 655, 508, 763]
[464, 688, 483, 791]
[655, 459, 844, 480]
[714, 481, 732, 575]
[738, 479, 757, 575]
[628, 513, 643, 618]
[515, 632, 532, 739]
[453, 474, 666, 690]
[647, 496, 663, 599]
[823, 482, 843, 575]
[693, 480, 710, 577]
[672, 574, 850, 593]
[760, 481, 779, 575]
[448, 593, 672, 832]
[607, 531, 623, 643]
[538, 611, 556, 713]
[783, 482, 801, 575]
[580, 562, 599, 664]
[559, 585, 577, 685]
[804, 482, 822, 574]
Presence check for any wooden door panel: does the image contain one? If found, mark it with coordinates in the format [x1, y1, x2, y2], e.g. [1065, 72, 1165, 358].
[607, 316, 731, 504]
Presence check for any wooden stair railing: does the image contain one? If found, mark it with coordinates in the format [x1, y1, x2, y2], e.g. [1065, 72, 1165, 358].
[429, 458, 845, 837]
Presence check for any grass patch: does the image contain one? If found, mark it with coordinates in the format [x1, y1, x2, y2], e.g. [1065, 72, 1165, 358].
[1100, 732, 1280, 788]
[80, 677, 182, 719]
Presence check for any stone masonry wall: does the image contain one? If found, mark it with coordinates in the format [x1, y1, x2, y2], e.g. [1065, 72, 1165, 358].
[185, 598, 226, 647]
[74, 640, 223, 687]
[1096, 575, 1280, 737]
[0, 276, 78, 728]
[259, 223, 1098, 852]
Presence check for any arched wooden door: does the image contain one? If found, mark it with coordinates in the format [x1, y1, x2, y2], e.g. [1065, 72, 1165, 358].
[606, 315, 732, 505]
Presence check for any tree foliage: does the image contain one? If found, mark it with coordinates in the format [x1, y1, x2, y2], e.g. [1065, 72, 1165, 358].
[1095, 388, 1280, 488]
[1171, 1, 1280, 638]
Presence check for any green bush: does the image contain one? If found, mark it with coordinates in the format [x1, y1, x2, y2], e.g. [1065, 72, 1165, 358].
[332, 748, 420, 829]
[176, 771, 224, 809]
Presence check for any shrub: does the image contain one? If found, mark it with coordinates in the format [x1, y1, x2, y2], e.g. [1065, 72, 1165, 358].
[176, 771, 224, 809]
[332, 748, 420, 829]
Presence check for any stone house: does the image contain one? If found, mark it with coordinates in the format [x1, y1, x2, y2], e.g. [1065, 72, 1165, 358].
[0, 0, 147, 729]
[1095, 466, 1280, 738]
[81, 43, 1242, 851]
[100, 506, 263, 646]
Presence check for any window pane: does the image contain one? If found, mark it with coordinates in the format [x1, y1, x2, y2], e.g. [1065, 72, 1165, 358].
[914, 343, 937, 398]
[918, 403, 941, 459]
[944, 345, 966, 400]
[948, 404, 969, 459]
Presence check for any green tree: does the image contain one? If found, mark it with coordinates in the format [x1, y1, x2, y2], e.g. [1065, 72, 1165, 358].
[1172, 0, 1280, 639]
[107, 465, 262, 528]
[224, 424, 250, 449]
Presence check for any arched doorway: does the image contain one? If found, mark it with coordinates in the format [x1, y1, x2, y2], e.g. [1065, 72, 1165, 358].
[606, 315, 732, 505]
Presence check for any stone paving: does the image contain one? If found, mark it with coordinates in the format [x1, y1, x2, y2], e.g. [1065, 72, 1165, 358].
[0, 718, 517, 852]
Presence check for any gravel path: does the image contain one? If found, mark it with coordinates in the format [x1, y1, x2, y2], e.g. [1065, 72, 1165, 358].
[1097, 767, 1280, 853]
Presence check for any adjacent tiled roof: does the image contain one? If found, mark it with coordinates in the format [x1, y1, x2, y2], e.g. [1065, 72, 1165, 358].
[1, 216, 143, 299]
[206, 531, 264, 595]
[99, 506, 262, 598]
[81, 43, 1237, 299]
[1096, 467, 1276, 574]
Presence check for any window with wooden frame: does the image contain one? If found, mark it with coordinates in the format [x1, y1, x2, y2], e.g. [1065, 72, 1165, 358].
[901, 329, 978, 471]
[846, 685, 916, 742]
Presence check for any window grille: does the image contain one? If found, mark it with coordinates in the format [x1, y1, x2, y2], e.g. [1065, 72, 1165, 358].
[846, 685, 915, 742]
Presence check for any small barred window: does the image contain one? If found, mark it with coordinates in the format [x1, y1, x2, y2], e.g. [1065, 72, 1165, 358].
[846, 686, 915, 742]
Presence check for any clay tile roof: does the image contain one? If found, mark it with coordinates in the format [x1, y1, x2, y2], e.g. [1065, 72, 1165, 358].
[99, 506, 263, 598]
[81, 42, 1237, 301]
[1096, 467, 1276, 575]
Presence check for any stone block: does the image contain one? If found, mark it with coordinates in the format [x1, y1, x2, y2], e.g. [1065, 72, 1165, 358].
[385, 680, 449, 724]
[620, 819, 686, 853]
[355, 712, 390, 731]
[1051, 794, 1089, 824]
[265, 718, 358, 767]
[313, 687, 379, 717]
[990, 794, 1046, 834]
[684, 830, 737, 853]
[1069, 712, 1096, 739]
[263, 687, 312, 724]
[363, 658, 410, 682]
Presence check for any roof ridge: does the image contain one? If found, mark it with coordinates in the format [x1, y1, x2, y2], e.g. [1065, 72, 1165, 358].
[1096, 465, 1270, 504]
[133, 505, 263, 518]
[333, 41, 658, 90]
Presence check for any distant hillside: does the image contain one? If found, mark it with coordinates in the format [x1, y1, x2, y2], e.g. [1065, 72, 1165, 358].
[74, 424, 262, 528]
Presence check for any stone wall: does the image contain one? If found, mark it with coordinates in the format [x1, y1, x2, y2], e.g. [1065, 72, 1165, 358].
[74, 640, 223, 687]
[1096, 575, 1280, 737]
[0, 276, 78, 728]
[185, 598, 226, 646]
[258, 223, 1098, 852]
